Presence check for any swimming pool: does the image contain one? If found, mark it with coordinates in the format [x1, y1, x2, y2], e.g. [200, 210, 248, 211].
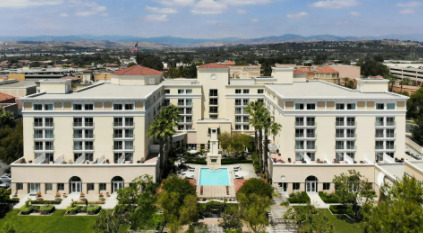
[199, 168, 230, 185]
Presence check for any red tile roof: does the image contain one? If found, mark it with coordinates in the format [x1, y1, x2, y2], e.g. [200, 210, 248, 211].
[294, 67, 311, 74]
[60, 76, 81, 81]
[225, 60, 236, 65]
[0, 76, 8, 80]
[234, 179, 248, 193]
[0, 92, 15, 102]
[198, 63, 229, 69]
[315, 66, 339, 74]
[112, 65, 163, 76]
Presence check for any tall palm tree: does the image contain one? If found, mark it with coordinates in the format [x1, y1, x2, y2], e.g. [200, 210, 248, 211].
[148, 105, 179, 179]
[245, 101, 266, 172]
[263, 115, 282, 178]
[162, 105, 180, 156]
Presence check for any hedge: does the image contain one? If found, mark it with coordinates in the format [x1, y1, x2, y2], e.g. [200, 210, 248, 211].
[288, 192, 310, 204]
[221, 159, 253, 164]
[19, 205, 33, 215]
[66, 204, 81, 215]
[318, 192, 339, 203]
[31, 200, 61, 205]
[87, 205, 102, 215]
[40, 205, 55, 214]
[75, 200, 105, 205]
[186, 159, 207, 164]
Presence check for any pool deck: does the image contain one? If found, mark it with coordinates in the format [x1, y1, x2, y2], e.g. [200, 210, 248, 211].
[181, 164, 257, 201]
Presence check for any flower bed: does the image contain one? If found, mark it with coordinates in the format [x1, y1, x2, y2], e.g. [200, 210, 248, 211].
[65, 202, 102, 215]
[30, 200, 62, 205]
[19, 202, 55, 215]
[74, 200, 105, 205]
[288, 192, 310, 204]
[318, 192, 339, 203]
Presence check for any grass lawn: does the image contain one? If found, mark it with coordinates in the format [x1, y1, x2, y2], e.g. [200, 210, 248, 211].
[0, 210, 98, 233]
[319, 209, 364, 233]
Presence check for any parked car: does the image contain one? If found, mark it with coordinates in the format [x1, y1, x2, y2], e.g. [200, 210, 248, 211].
[0, 181, 10, 188]
[0, 174, 11, 182]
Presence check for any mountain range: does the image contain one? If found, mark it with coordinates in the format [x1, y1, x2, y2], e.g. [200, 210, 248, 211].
[1, 34, 423, 47]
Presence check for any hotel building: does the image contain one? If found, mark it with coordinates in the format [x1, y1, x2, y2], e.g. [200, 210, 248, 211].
[11, 63, 418, 197]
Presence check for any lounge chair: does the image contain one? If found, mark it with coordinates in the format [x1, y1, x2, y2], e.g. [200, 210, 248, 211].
[233, 165, 241, 170]
[235, 175, 243, 179]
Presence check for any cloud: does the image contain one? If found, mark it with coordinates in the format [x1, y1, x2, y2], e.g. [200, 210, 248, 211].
[399, 8, 416, 14]
[251, 18, 259, 23]
[0, 0, 62, 8]
[397, 1, 422, 8]
[145, 14, 168, 21]
[286, 11, 308, 19]
[222, 0, 272, 6]
[155, 0, 195, 6]
[146, 6, 177, 14]
[311, 0, 359, 9]
[191, 0, 227, 15]
[349, 11, 360, 16]
[72, 1, 107, 17]
[59, 13, 69, 17]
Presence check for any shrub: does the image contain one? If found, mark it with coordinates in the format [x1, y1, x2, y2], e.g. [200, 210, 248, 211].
[19, 202, 33, 215]
[288, 192, 310, 204]
[75, 200, 105, 205]
[318, 192, 339, 203]
[280, 201, 290, 206]
[186, 159, 207, 164]
[66, 202, 80, 215]
[40, 205, 55, 214]
[87, 205, 101, 215]
[31, 200, 61, 205]
[221, 159, 253, 164]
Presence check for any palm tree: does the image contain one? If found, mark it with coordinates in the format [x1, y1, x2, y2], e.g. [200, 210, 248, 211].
[263, 115, 282, 178]
[147, 105, 179, 179]
[245, 101, 266, 173]
[162, 105, 180, 156]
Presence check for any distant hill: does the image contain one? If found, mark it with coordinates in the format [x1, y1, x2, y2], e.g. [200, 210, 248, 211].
[1, 34, 423, 48]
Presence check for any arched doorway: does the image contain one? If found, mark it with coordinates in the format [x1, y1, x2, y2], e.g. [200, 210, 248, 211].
[69, 176, 82, 193]
[305, 176, 318, 192]
[111, 176, 124, 193]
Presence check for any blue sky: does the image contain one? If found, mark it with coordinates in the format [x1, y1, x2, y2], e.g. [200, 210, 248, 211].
[0, 0, 422, 38]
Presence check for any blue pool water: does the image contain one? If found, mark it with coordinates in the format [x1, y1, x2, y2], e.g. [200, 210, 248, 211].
[199, 168, 230, 185]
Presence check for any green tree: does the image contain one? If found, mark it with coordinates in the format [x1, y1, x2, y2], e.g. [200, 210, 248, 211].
[0, 120, 23, 164]
[407, 88, 423, 145]
[263, 112, 282, 178]
[260, 59, 274, 76]
[92, 206, 126, 233]
[364, 176, 423, 233]
[136, 53, 163, 70]
[332, 170, 376, 221]
[218, 205, 242, 232]
[0, 108, 14, 128]
[356, 57, 391, 77]
[284, 205, 334, 233]
[127, 62, 137, 67]
[148, 105, 179, 178]
[218, 132, 253, 157]
[245, 101, 266, 173]
[116, 175, 159, 231]
[237, 178, 273, 233]
[158, 176, 198, 233]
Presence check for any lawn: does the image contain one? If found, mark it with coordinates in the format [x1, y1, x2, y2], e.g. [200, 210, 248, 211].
[319, 209, 364, 233]
[0, 210, 97, 233]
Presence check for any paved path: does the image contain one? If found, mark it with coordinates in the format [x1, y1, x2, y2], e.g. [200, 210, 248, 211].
[55, 193, 80, 209]
[267, 205, 296, 233]
[306, 192, 331, 208]
[101, 193, 118, 209]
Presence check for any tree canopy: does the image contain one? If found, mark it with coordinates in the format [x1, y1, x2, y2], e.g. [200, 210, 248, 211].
[136, 53, 164, 71]
[356, 57, 391, 78]
[0, 120, 23, 164]
[407, 88, 423, 145]
[284, 205, 334, 233]
[218, 132, 253, 157]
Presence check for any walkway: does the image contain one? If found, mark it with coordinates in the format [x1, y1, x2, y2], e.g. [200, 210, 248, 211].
[306, 192, 331, 208]
[101, 193, 118, 209]
[267, 206, 296, 233]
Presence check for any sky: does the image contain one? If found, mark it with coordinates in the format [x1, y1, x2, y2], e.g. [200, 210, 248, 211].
[0, 0, 422, 39]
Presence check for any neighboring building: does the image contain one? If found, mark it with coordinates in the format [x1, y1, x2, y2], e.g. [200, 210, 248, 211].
[11, 64, 413, 198]
[229, 65, 261, 79]
[0, 92, 18, 116]
[0, 67, 78, 81]
[0, 80, 37, 110]
[314, 66, 340, 84]
[330, 65, 361, 79]
[386, 63, 423, 85]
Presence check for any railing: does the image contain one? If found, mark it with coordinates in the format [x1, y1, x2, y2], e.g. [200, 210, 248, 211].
[73, 122, 83, 127]
[45, 122, 54, 127]
[74, 134, 83, 138]
[35, 154, 46, 164]
[114, 134, 123, 138]
[114, 122, 123, 127]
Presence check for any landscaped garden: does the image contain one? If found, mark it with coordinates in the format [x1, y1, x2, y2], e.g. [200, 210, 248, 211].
[287, 191, 310, 203]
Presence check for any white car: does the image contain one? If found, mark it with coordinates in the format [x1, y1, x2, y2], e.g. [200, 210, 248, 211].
[0, 181, 10, 188]
[0, 174, 11, 182]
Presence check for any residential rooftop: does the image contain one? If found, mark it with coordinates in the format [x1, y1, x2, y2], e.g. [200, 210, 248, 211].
[0, 80, 37, 88]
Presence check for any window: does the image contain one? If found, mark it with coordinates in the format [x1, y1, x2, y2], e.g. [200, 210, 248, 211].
[336, 141, 344, 150]
[243, 99, 249, 105]
[347, 103, 356, 110]
[306, 117, 315, 126]
[375, 141, 384, 149]
[73, 104, 82, 110]
[295, 141, 304, 149]
[386, 117, 395, 126]
[178, 99, 184, 106]
[45, 118, 54, 127]
[125, 104, 134, 110]
[164, 89, 170, 94]
[295, 103, 304, 110]
[84, 104, 93, 110]
[235, 99, 241, 106]
[346, 129, 355, 138]
[178, 89, 185, 94]
[35, 130, 43, 138]
[44, 104, 53, 111]
[347, 117, 355, 126]
[46, 183, 52, 191]
[386, 129, 395, 138]
[209, 89, 218, 96]
[186, 89, 192, 94]
[346, 141, 355, 149]
[336, 129, 344, 138]
[323, 183, 330, 190]
[34, 118, 43, 127]
[85, 153, 93, 161]
[336, 103, 345, 110]
[99, 183, 106, 191]
[296, 129, 304, 138]
[235, 89, 241, 94]
[293, 183, 300, 190]
[295, 117, 304, 126]
[243, 89, 249, 94]
[210, 99, 218, 105]
[306, 141, 315, 149]
[336, 117, 344, 126]
[85, 118, 93, 126]
[387, 103, 395, 110]
[243, 125, 250, 130]
[186, 99, 192, 106]
[74, 141, 83, 150]
[17, 183, 23, 190]
[376, 103, 384, 110]
[306, 103, 316, 110]
[113, 104, 123, 110]
[375, 129, 384, 138]
[114, 141, 123, 150]
[210, 107, 218, 114]
[186, 108, 192, 114]
[87, 183, 94, 191]
[34, 104, 42, 110]
[258, 89, 264, 94]
[57, 183, 64, 191]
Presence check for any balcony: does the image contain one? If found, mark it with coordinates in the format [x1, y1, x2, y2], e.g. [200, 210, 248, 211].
[34, 123, 54, 128]
[73, 122, 94, 128]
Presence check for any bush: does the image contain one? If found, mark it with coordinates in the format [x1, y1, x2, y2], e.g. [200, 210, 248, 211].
[75, 200, 105, 205]
[186, 159, 207, 164]
[66, 202, 81, 215]
[199, 201, 238, 217]
[87, 205, 101, 215]
[221, 159, 253, 164]
[318, 192, 339, 203]
[31, 200, 61, 205]
[40, 205, 55, 214]
[280, 201, 290, 206]
[20, 204, 33, 215]
[288, 192, 310, 204]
